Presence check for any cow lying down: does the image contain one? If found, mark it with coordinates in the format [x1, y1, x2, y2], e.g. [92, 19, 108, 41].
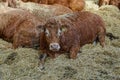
[39, 11, 106, 59]
[0, 8, 42, 49]
[39, 11, 118, 69]
[38, 11, 119, 70]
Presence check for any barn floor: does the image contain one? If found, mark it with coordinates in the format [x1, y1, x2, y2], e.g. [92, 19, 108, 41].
[0, 1, 120, 80]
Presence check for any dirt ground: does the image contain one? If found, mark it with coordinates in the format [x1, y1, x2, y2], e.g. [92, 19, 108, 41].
[0, 0, 120, 80]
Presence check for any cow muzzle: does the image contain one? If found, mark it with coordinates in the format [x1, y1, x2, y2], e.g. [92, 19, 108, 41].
[49, 43, 60, 51]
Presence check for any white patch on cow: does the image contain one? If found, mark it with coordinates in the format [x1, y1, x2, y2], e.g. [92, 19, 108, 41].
[45, 29, 50, 37]
[57, 29, 62, 37]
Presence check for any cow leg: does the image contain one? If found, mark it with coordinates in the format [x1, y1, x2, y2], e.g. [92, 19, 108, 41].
[12, 34, 21, 49]
[12, 39, 19, 49]
[55, 53, 61, 58]
[39, 53, 47, 71]
[47, 52, 56, 58]
[69, 45, 80, 59]
[12, 38, 21, 49]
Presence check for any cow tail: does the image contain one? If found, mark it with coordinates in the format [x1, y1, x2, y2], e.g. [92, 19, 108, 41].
[106, 32, 119, 40]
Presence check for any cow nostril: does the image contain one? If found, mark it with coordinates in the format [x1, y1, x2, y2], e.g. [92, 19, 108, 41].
[56, 45, 59, 48]
[50, 44, 54, 48]
[55, 45, 59, 49]
[51, 44, 58, 48]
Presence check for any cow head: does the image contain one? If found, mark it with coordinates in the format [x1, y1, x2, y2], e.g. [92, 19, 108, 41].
[38, 18, 68, 51]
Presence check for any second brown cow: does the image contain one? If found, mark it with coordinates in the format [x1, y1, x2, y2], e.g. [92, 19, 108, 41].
[0, 8, 42, 49]
[39, 0, 85, 11]
[38, 11, 106, 59]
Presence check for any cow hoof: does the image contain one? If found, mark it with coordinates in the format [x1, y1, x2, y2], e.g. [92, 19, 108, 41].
[77, 53, 81, 57]
[93, 41, 97, 46]
[38, 65, 45, 72]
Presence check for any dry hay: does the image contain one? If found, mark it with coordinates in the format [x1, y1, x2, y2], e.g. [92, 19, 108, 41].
[94, 5, 120, 48]
[0, 0, 120, 80]
[85, 0, 99, 11]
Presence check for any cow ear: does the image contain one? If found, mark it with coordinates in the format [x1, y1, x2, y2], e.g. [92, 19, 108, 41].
[61, 25, 68, 32]
[37, 25, 45, 33]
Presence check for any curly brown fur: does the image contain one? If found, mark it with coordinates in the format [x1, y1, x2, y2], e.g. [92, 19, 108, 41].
[39, 11, 106, 59]
[0, 8, 42, 49]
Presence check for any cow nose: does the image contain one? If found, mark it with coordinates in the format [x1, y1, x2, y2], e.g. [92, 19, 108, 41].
[49, 43, 60, 51]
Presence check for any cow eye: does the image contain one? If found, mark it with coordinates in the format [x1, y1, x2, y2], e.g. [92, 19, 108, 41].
[60, 25, 68, 32]
[45, 29, 50, 37]
[57, 29, 62, 37]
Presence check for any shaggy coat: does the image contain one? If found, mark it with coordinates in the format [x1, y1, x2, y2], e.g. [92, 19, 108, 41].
[0, 8, 42, 49]
[98, 0, 120, 9]
[39, 11, 106, 59]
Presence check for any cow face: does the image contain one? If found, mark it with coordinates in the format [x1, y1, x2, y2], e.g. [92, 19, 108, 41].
[39, 19, 67, 51]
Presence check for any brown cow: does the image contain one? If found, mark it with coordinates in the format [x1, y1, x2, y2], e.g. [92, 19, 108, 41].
[38, 11, 106, 59]
[6, 0, 85, 11]
[38, 11, 107, 70]
[98, 0, 120, 9]
[0, 8, 42, 49]
[39, 0, 85, 11]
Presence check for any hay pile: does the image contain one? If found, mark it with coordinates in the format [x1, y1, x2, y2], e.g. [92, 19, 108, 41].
[85, 0, 99, 10]
[0, 0, 120, 80]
